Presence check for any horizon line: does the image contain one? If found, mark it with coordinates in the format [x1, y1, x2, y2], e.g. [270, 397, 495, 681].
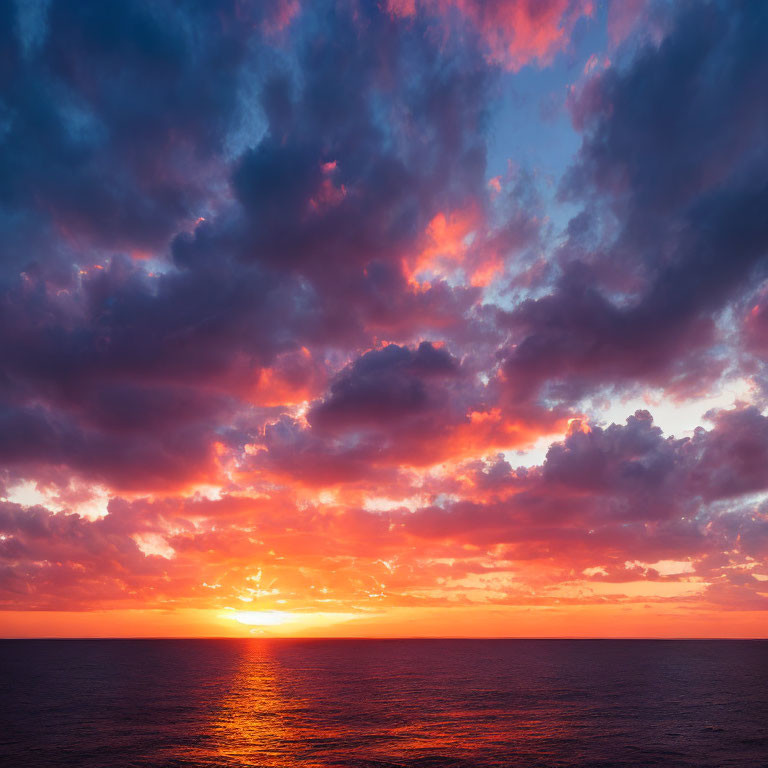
[3, 636, 767, 641]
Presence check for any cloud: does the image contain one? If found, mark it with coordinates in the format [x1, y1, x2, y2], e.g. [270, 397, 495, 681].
[503, 1, 768, 408]
[386, 0, 594, 71]
[0, 0, 498, 490]
[3, 407, 767, 612]
[310, 342, 459, 430]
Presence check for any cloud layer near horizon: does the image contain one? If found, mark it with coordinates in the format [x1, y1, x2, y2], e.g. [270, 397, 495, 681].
[1, 0, 767, 632]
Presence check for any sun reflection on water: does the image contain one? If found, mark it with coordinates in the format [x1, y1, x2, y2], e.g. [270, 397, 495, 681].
[176, 640, 583, 767]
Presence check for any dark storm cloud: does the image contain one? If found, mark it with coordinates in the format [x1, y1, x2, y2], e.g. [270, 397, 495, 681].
[0, 0, 273, 263]
[310, 343, 460, 430]
[0, 0, 496, 488]
[176, 0, 492, 314]
[503, 0, 768, 407]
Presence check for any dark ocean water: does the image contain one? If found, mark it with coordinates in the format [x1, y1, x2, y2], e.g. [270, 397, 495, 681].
[1, 639, 767, 768]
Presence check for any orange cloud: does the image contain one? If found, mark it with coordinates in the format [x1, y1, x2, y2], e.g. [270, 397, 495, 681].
[387, 0, 594, 71]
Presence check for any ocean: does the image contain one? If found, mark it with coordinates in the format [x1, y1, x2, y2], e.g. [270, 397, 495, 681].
[1, 639, 767, 767]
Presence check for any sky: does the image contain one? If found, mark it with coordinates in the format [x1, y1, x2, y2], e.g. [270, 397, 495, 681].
[1, 0, 767, 638]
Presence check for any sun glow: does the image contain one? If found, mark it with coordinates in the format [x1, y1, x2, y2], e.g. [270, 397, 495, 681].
[224, 610, 364, 633]
[228, 611, 293, 627]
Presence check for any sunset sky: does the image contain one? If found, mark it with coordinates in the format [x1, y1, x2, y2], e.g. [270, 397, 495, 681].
[1, 0, 767, 638]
